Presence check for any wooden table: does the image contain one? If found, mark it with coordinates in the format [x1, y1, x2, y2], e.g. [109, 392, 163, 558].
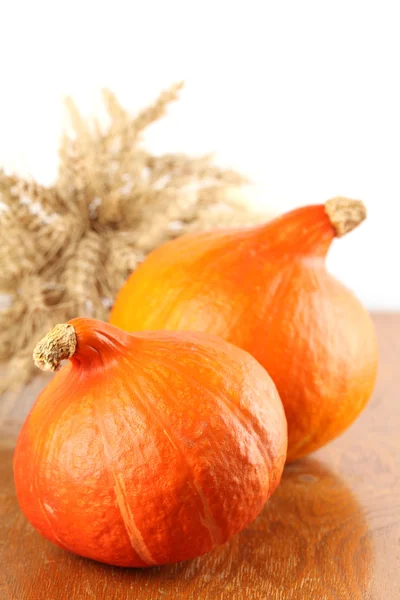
[1, 314, 399, 600]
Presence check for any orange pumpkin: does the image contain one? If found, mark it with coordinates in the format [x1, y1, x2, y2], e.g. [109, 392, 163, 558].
[110, 198, 378, 461]
[13, 318, 287, 567]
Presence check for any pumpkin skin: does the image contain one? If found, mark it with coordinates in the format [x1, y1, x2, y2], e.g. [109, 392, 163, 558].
[110, 199, 378, 461]
[13, 318, 287, 567]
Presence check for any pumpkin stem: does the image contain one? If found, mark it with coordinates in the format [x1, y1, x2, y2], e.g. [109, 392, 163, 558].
[33, 324, 77, 372]
[324, 197, 367, 237]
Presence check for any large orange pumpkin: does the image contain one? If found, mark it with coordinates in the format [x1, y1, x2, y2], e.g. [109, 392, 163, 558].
[110, 198, 378, 461]
[13, 318, 287, 567]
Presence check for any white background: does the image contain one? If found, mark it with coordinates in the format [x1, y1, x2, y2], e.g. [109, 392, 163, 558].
[0, 1, 398, 309]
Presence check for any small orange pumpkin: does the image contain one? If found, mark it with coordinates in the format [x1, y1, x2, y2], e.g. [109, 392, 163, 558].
[13, 318, 287, 567]
[110, 198, 378, 461]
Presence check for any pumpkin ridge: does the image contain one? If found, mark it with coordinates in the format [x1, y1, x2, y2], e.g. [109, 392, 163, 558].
[132, 367, 223, 546]
[96, 414, 156, 566]
[36, 494, 72, 553]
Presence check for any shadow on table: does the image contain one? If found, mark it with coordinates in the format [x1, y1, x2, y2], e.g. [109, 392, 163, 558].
[41, 458, 374, 599]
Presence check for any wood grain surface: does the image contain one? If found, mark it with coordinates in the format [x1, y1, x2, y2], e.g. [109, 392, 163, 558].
[1, 313, 399, 600]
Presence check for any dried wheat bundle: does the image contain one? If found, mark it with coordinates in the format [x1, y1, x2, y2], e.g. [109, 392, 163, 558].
[0, 82, 264, 396]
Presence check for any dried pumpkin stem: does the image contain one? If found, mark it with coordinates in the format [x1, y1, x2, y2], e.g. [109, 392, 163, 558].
[33, 324, 77, 372]
[325, 197, 367, 237]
